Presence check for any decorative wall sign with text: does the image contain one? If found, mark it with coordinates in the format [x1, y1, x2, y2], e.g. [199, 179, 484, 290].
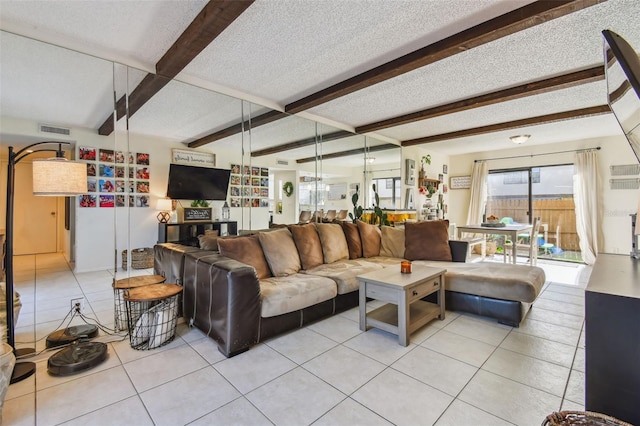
[172, 149, 215, 167]
[450, 175, 472, 189]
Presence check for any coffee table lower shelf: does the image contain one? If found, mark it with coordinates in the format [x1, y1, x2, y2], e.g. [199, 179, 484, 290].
[366, 300, 441, 336]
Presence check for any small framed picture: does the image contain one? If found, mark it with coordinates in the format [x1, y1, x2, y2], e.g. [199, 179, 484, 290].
[79, 147, 96, 161]
[231, 164, 240, 174]
[443, 164, 448, 174]
[115, 151, 125, 163]
[115, 166, 125, 178]
[128, 195, 135, 207]
[99, 194, 114, 208]
[136, 195, 149, 207]
[87, 179, 97, 192]
[99, 164, 114, 177]
[99, 149, 114, 162]
[136, 153, 149, 165]
[230, 175, 241, 185]
[79, 195, 97, 207]
[115, 195, 126, 207]
[136, 181, 150, 193]
[86, 163, 96, 177]
[99, 179, 114, 192]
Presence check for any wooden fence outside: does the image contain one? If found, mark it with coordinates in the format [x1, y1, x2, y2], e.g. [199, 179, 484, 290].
[486, 197, 579, 251]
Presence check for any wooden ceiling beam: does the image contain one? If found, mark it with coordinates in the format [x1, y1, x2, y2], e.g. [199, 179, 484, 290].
[356, 65, 604, 134]
[285, 0, 603, 114]
[251, 130, 353, 157]
[401, 105, 611, 146]
[98, 0, 254, 136]
[296, 143, 399, 164]
[188, 110, 287, 148]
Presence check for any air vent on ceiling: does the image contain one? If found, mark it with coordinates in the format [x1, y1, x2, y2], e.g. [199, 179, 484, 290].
[610, 164, 640, 176]
[609, 178, 640, 190]
[39, 123, 70, 136]
[276, 158, 289, 166]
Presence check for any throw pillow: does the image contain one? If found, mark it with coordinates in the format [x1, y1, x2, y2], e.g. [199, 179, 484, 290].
[341, 221, 362, 259]
[404, 220, 452, 261]
[218, 235, 273, 279]
[289, 224, 324, 270]
[198, 233, 219, 251]
[315, 223, 349, 264]
[380, 225, 405, 258]
[357, 220, 382, 258]
[258, 228, 301, 276]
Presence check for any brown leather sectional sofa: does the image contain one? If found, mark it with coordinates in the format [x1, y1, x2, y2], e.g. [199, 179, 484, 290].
[154, 220, 545, 357]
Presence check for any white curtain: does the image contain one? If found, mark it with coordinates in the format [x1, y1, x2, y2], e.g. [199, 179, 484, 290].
[466, 161, 488, 225]
[574, 150, 599, 265]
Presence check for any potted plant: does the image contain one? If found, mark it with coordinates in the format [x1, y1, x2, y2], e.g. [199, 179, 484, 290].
[419, 154, 431, 181]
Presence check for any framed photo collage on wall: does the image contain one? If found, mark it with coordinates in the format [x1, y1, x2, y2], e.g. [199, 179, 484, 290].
[78, 146, 151, 208]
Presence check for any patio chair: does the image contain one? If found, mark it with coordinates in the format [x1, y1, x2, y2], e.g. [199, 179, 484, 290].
[504, 216, 542, 265]
[298, 210, 311, 224]
[323, 210, 337, 222]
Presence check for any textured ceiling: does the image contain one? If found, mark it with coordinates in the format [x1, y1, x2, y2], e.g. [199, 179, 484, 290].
[0, 0, 639, 160]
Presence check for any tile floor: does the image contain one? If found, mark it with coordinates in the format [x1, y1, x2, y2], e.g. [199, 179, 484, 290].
[2, 254, 590, 426]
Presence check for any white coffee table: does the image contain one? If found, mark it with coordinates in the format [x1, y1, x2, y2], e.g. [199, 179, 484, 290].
[357, 264, 446, 346]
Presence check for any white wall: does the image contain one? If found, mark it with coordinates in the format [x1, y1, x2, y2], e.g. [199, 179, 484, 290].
[446, 135, 640, 255]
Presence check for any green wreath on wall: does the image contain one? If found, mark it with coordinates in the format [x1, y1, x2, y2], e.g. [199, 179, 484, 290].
[283, 181, 294, 197]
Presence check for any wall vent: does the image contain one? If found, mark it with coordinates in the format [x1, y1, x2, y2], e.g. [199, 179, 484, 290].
[39, 123, 70, 136]
[610, 164, 640, 176]
[609, 178, 640, 190]
[276, 158, 289, 166]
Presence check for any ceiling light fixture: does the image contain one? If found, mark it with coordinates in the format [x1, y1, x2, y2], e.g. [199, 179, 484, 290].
[509, 134, 531, 144]
[366, 156, 375, 164]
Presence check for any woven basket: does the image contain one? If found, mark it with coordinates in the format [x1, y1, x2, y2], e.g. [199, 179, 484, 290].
[542, 411, 632, 426]
[122, 248, 154, 270]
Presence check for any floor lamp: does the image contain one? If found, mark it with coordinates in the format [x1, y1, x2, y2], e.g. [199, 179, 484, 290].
[4, 141, 86, 383]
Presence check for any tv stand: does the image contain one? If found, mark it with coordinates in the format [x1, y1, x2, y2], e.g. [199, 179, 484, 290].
[158, 221, 238, 246]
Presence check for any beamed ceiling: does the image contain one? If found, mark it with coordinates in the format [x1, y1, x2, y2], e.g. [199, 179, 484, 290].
[1, 0, 639, 163]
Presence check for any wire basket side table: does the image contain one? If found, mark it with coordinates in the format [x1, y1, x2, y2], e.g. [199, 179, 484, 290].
[124, 283, 182, 350]
[113, 275, 166, 332]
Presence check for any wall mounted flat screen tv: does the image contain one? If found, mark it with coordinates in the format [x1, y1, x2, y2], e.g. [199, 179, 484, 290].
[603, 30, 640, 163]
[166, 164, 231, 200]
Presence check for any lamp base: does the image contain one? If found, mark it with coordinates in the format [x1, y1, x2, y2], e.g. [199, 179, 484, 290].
[46, 324, 99, 349]
[47, 341, 108, 376]
[157, 212, 170, 223]
[11, 361, 36, 384]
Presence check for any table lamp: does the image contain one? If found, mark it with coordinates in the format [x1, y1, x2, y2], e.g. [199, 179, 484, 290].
[156, 198, 173, 223]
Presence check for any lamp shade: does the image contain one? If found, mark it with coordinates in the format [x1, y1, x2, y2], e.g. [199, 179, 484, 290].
[32, 158, 86, 196]
[156, 198, 172, 211]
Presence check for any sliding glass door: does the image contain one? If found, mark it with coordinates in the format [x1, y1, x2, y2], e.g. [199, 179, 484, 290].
[486, 164, 582, 263]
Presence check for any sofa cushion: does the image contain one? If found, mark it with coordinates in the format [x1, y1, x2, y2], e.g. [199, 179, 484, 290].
[315, 223, 349, 264]
[341, 221, 362, 259]
[404, 220, 452, 261]
[258, 228, 301, 277]
[357, 221, 382, 258]
[413, 260, 545, 303]
[380, 225, 405, 258]
[304, 259, 383, 294]
[259, 274, 337, 317]
[289, 224, 324, 270]
[198, 230, 219, 251]
[218, 235, 272, 279]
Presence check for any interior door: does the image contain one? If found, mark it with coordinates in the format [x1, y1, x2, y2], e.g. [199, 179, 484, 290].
[14, 161, 58, 254]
